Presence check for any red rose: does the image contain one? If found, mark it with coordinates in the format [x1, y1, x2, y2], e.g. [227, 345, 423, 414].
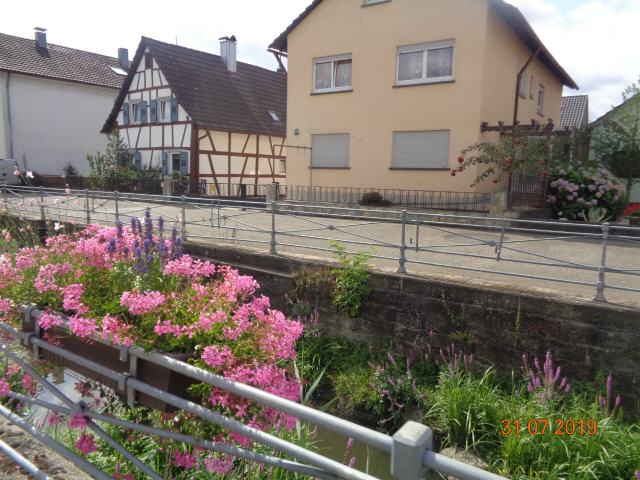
[458, 156, 465, 164]
[451, 171, 457, 177]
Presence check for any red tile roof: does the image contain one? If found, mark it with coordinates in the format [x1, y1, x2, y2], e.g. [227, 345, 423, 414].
[0, 32, 125, 89]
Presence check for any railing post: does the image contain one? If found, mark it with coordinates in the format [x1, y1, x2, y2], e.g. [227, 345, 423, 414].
[39, 187, 46, 222]
[181, 195, 187, 241]
[496, 226, 506, 261]
[84, 189, 90, 225]
[270, 201, 277, 255]
[398, 210, 407, 274]
[594, 222, 610, 303]
[114, 191, 120, 224]
[391, 421, 432, 480]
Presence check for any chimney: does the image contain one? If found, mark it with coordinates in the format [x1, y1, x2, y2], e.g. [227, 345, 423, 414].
[34, 27, 47, 49]
[118, 48, 129, 69]
[219, 35, 237, 73]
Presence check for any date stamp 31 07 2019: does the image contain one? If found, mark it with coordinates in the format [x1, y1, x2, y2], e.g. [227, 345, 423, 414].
[500, 419, 598, 436]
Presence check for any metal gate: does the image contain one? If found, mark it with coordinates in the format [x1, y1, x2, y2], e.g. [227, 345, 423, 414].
[507, 172, 549, 210]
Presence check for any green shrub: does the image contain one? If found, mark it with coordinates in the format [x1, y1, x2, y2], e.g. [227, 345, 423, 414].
[360, 191, 386, 205]
[329, 241, 373, 318]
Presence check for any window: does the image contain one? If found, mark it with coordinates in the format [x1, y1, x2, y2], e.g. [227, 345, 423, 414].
[392, 130, 450, 169]
[537, 85, 545, 115]
[396, 40, 454, 85]
[529, 75, 536, 99]
[159, 98, 172, 122]
[144, 51, 153, 69]
[311, 134, 350, 168]
[518, 70, 529, 98]
[131, 102, 141, 124]
[279, 159, 287, 174]
[363, 0, 388, 4]
[313, 54, 352, 93]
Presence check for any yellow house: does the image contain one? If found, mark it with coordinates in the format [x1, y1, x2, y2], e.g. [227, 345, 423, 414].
[270, 0, 578, 196]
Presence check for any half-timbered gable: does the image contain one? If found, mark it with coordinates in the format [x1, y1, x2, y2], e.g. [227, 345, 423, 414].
[102, 37, 286, 195]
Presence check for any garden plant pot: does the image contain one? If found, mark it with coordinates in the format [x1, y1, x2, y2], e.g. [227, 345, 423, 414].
[21, 308, 197, 412]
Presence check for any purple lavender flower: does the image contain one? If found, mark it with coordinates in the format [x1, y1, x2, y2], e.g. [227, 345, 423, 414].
[116, 221, 123, 239]
[107, 238, 116, 254]
[158, 216, 165, 237]
[346, 438, 354, 452]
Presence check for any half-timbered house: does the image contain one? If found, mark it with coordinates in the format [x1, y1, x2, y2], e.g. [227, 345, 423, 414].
[102, 36, 286, 195]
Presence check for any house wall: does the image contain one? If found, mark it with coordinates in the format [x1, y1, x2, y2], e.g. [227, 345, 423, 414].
[285, 0, 567, 194]
[2, 73, 116, 176]
[480, 3, 563, 129]
[197, 128, 285, 194]
[115, 49, 192, 172]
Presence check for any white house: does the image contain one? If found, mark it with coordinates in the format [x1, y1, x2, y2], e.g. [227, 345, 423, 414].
[0, 29, 125, 176]
[101, 36, 287, 195]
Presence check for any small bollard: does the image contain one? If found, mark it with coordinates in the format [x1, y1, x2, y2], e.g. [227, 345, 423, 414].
[391, 421, 433, 480]
[114, 191, 120, 223]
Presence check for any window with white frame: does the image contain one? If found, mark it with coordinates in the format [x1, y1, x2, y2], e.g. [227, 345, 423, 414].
[529, 75, 536, 99]
[537, 84, 545, 115]
[313, 54, 352, 93]
[311, 134, 350, 168]
[396, 40, 454, 85]
[131, 102, 142, 124]
[363, 0, 388, 4]
[392, 130, 450, 169]
[159, 98, 172, 122]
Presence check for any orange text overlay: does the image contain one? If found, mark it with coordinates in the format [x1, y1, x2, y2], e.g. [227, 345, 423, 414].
[500, 419, 598, 436]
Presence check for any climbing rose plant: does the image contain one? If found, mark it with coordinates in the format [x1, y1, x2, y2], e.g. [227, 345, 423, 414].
[0, 210, 303, 470]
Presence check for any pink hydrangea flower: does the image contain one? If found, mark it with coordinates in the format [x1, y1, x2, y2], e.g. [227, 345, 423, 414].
[76, 433, 97, 454]
[120, 291, 166, 315]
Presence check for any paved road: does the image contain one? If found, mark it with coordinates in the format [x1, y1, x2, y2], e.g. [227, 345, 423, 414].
[5, 192, 640, 308]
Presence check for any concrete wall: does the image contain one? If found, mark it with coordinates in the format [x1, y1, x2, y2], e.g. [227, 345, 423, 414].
[184, 241, 640, 405]
[285, 0, 566, 194]
[6, 73, 117, 176]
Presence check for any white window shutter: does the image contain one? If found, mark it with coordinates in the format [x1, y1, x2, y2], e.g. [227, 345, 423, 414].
[392, 131, 450, 169]
[311, 134, 350, 168]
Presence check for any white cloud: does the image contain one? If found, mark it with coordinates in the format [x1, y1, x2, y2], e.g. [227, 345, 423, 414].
[509, 0, 640, 119]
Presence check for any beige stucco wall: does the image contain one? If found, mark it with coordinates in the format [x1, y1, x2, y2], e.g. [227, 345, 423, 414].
[285, 0, 566, 194]
[6, 73, 117, 176]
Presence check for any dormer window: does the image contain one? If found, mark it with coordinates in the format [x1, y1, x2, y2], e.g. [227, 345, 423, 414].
[313, 54, 352, 93]
[269, 110, 281, 122]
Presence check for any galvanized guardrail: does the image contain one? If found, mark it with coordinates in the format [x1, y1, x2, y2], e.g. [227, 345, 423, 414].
[1, 185, 639, 304]
[0, 308, 507, 480]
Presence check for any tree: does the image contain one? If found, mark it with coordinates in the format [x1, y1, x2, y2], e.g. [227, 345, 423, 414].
[87, 130, 133, 191]
[592, 77, 640, 196]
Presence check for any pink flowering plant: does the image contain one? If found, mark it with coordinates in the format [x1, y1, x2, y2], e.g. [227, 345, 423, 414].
[0, 210, 305, 473]
[547, 164, 627, 222]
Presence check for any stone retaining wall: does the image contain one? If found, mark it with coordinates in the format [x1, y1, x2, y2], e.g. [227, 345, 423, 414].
[185, 241, 640, 406]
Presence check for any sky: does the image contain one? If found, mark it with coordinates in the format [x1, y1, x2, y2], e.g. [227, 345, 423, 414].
[2, 0, 639, 120]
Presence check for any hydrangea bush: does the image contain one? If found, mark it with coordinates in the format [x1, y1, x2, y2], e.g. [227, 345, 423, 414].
[547, 165, 627, 222]
[0, 210, 303, 475]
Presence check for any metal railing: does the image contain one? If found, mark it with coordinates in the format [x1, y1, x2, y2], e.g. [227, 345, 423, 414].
[0, 308, 507, 480]
[1, 185, 639, 304]
[283, 185, 492, 212]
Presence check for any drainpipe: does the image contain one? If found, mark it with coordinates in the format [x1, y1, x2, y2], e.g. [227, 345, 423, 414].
[513, 47, 541, 126]
[5, 72, 14, 159]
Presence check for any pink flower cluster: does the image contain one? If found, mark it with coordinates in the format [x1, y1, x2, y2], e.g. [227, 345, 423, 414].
[120, 290, 166, 315]
[76, 433, 97, 455]
[163, 256, 216, 279]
